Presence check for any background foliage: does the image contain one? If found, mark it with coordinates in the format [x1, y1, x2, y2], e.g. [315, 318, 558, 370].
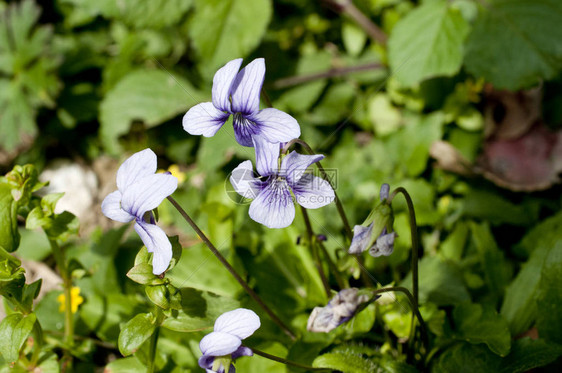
[1, 0, 562, 371]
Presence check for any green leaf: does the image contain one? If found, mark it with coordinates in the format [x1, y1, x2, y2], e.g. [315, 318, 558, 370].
[112, 0, 193, 29]
[104, 356, 146, 373]
[464, 0, 562, 90]
[118, 313, 156, 356]
[388, 1, 469, 86]
[500, 338, 562, 373]
[453, 303, 511, 356]
[312, 350, 378, 373]
[99, 69, 204, 154]
[127, 263, 165, 286]
[402, 256, 470, 306]
[536, 242, 562, 344]
[0, 184, 19, 253]
[161, 288, 239, 332]
[189, 0, 272, 78]
[0, 312, 36, 363]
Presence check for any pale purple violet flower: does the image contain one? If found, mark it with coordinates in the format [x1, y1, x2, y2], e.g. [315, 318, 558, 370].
[101, 149, 177, 275]
[230, 137, 335, 228]
[307, 288, 370, 333]
[183, 58, 300, 146]
[348, 184, 397, 257]
[199, 308, 261, 373]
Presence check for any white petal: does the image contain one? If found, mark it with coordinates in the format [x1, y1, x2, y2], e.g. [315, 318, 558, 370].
[249, 180, 295, 228]
[200, 331, 241, 356]
[231, 58, 265, 114]
[214, 308, 261, 340]
[183, 102, 229, 137]
[134, 221, 172, 274]
[116, 149, 157, 191]
[293, 174, 335, 209]
[101, 190, 135, 223]
[250, 108, 301, 144]
[121, 173, 178, 217]
[253, 136, 279, 177]
[230, 161, 261, 200]
[281, 150, 324, 185]
[212, 58, 243, 112]
[348, 224, 373, 254]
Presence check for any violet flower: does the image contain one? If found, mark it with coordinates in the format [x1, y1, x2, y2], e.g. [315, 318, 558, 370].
[230, 137, 335, 228]
[348, 184, 397, 257]
[101, 149, 177, 275]
[199, 308, 261, 373]
[183, 58, 300, 147]
[307, 288, 370, 333]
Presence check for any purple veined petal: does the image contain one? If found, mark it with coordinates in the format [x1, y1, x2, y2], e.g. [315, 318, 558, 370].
[134, 221, 173, 274]
[116, 149, 157, 191]
[200, 331, 241, 357]
[101, 190, 135, 223]
[281, 150, 324, 185]
[348, 224, 373, 254]
[214, 308, 261, 340]
[253, 136, 280, 177]
[230, 58, 265, 115]
[183, 102, 230, 137]
[198, 354, 214, 370]
[121, 173, 178, 217]
[249, 108, 301, 145]
[370, 232, 397, 257]
[231, 346, 253, 360]
[249, 179, 295, 228]
[380, 183, 390, 201]
[292, 174, 335, 209]
[230, 161, 261, 200]
[212, 58, 243, 112]
[232, 113, 260, 147]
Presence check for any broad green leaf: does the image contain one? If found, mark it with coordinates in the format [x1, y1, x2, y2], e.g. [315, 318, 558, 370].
[432, 343, 498, 373]
[127, 263, 165, 286]
[388, 1, 469, 86]
[105, 356, 146, 373]
[453, 303, 511, 356]
[464, 0, 562, 90]
[500, 338, 562, 373]
[469, 222, 512, 299]
[313, 350, 378, 373]
[403, 256, 470, 306]
[536, 242, 562, 344]
[161, 288, 239, 332]
[99, 69, 204, 154]
[118, 313, 156, 356]
[440, 222, 468, 262]
[517, 210, 562, 258]
[461, 189, 536, 226]
[112, 0, 193, 29]
[0, 184, 19, 253]
[189, 0, 272, 78]
[0, 313, 36, 363]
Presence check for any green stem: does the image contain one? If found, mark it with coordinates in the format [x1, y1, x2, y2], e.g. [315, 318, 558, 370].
[167, 196, 296, 340]
[29, 321, 43, 368]
[388, 188, 419, 307]
[301, 207, 331, 298]
[318, 241, 348, 289]
[371, 286, 429, 350]
[48, 238, 74, 368]
[146, 327, 160, 373]
[252, 348, 330, 371]
[282, 139, 353, 239]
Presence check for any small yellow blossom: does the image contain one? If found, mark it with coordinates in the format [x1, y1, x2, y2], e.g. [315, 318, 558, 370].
[57, 287, 84, 314]
[167, 164, 186, 184]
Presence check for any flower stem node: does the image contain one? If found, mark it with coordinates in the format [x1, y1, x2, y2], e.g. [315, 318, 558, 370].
[307, 288, 370, 333]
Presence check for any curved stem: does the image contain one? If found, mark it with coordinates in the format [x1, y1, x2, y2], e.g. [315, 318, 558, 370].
[252, 348, 330, 371]
[371, 286, 429, 350]
[166, 196, 296, 340]
[282, 139, 353, 239]
[301, 207, 331, 298]
[388, 188, 419, 306]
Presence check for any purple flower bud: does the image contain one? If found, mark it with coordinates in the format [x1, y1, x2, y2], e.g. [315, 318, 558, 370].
[199, 308, 261, 373]
[307, 288, 370, 333]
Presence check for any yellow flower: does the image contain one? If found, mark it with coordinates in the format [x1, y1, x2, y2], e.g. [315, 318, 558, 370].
[57, 287, 84, 314]
[167, 164, 186, 184]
